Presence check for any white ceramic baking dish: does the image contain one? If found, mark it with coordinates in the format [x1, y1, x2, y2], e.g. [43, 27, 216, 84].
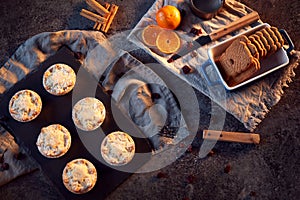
[202, 23, 294, 90]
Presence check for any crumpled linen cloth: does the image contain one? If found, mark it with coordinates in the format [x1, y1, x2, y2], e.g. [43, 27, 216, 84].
[0, 31, 108, 96]
[128, 0, 300, 131]
[0, 127, 38, 187]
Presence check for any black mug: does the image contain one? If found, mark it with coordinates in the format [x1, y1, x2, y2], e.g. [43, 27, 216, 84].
[190, 0, 224, 20]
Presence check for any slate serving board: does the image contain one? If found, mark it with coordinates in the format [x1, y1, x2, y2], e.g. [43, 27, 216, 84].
[0, 46, 152, 199]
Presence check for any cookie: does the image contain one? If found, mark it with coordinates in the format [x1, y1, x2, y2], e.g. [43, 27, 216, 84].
[256, 31, 271, 52]
[72, 97, 106, 131]
[36, 124, 71, 158]
[9, 89, 42, 122]
[246, 42, 259, 60]
[236, 35, 259, 59]
[101, 131, 135, 166]
[230, 56, 260, 86]
[253, 34, 267, 57]
[43, 63, 76, 96]
[265, 27, 282, 50]
[248, 35, 263, 59]
[236, 35, 251, 43]
[62, 158, 97, 194]
[271, 27, 285, 47]
[261, 29, 278, 53]
[219, 38, 256, 78]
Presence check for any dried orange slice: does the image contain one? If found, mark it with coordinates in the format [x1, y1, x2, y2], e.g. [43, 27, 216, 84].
[141, 25, 162, 47]
[156, 30, 181, 54]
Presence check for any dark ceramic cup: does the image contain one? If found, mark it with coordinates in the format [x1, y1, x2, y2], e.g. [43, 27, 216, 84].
[190, 0, 224, 20]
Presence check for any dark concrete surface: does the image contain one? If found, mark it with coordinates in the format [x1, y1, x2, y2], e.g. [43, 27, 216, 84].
[0, 0, 299, 199]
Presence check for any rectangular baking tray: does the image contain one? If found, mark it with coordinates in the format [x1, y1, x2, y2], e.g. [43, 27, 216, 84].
[206, 23, 293, 90]
[0, 46, 152, 199]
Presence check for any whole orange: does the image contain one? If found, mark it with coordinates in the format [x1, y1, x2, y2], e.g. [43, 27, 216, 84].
[156, 5, 181, 30]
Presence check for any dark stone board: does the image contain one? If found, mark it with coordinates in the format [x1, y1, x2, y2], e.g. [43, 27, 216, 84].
[0, 46, 152, 199]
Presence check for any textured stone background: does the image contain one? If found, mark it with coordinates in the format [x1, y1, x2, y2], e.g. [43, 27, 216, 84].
[0, 0, 299, 199]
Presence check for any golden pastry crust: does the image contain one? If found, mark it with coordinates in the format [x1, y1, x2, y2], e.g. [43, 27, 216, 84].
[43, 63, 76, 96]
[9, 89, 42, 122]
[72, 97, 106, 131]
[36, 124, 71, 158]
[101, 131, 135, 166]
[62, 158, 97, 194]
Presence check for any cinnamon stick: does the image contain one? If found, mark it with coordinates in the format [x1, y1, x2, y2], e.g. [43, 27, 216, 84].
[93, 22, 99, 30]
[94, 2, 110, 31]
[102, 4, 118, 33]
[80, 9, 107, 23]
[86, 0, 109, 16]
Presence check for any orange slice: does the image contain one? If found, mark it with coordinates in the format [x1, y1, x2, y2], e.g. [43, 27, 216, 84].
[156, 30, 181, 54]
[141, 25, 162, 47]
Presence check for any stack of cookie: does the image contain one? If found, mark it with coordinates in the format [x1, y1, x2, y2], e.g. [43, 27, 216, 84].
[219, 26, 285, 85]
[248, 27, 285, 60]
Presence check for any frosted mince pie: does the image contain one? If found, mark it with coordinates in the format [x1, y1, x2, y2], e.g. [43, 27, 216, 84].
[101, 131, 135, 166]
[72, 97, 106, 131]
[62, 158, 97, 194]
[36, 124, 71, 158]
[9, 89, 42, 122]
[43, 63, 76, 96]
